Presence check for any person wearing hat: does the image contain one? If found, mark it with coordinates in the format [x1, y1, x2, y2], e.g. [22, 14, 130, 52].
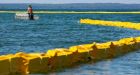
[27, 5, 34, 20]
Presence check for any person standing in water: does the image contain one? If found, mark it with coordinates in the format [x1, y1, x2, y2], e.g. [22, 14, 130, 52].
[27, 5, 34, 20]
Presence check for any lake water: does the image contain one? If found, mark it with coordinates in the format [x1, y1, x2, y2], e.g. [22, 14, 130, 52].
[0, 12, 140, 75]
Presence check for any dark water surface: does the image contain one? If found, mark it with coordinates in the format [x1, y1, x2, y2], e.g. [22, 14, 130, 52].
[0, 13, 140, 75]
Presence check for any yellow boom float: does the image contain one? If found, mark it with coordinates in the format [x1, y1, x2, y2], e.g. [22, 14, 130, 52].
[0, 36, 140, 75]
[80, 19, 140, 30]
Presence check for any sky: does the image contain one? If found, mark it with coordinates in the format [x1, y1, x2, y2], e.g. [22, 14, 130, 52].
[0, 0, 140, 4]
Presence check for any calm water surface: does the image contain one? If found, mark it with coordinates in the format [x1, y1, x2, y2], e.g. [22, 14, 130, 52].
[0, 13, 140, 75]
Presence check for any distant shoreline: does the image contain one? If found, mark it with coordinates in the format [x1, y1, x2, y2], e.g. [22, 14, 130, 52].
[1, 11, 140, 14]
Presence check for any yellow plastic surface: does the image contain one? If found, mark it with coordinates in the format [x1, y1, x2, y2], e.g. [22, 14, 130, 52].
[80, 19, 140, 30]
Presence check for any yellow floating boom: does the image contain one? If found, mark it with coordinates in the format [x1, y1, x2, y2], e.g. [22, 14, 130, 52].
[0, 36, 140, 74]
[80, 19, 140, 30]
